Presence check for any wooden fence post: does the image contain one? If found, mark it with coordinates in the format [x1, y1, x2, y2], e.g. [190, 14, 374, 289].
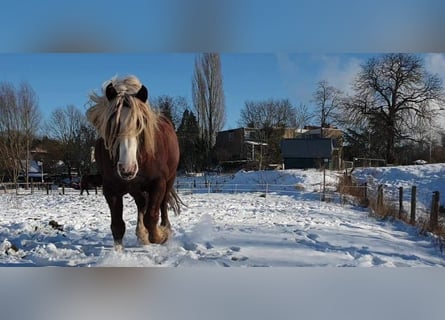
[364, 182, 368, 204]
[410, 186, 416, 225]
[398, 187, 403, 219]
[377, 184, 384, 211]
[430, 191, 440, 231]
[46, 183, 49, 195]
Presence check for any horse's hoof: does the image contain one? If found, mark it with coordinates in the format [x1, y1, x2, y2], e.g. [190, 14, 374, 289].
[149, 228, 170, 244]
[114, 242, 124, 253]
[137, 237, 150, 246]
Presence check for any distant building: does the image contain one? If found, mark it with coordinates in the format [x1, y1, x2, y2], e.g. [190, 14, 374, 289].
[213, 126, 343, 170]
[19, 159, 45, 182]
[19, 147, 48, 182]
[213, 127, 295, 170]
[290, 126, 343, 170]
[280, 138, 333, 169]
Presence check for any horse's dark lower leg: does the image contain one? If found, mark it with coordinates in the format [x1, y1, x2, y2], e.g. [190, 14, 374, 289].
[111, 213, 125, 245]
[104, 188, 125, 248]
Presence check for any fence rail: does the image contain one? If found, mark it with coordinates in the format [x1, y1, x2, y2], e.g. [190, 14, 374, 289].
[0, 182, 101, 195]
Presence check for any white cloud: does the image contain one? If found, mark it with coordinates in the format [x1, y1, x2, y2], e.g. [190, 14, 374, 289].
[423, 54, 445, 144]
[318, 55, 363, 96]
[424, 53, 445, 80]
[275, 53, 314, 104]
[275, 54, 365, 106]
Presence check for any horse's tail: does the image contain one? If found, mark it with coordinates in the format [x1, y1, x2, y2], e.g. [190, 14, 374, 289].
[167, 187, 184, 216]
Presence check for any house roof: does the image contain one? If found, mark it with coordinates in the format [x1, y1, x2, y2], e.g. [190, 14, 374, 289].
[281, 138, 333, 159]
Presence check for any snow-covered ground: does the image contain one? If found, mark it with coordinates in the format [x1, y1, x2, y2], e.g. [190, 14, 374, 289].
[1, 166, 444, 267]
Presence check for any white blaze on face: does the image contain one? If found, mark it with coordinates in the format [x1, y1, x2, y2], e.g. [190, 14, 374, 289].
[116, 107, 139, 180]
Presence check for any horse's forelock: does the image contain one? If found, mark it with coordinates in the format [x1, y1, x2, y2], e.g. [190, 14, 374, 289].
[106, 75, 143, 96]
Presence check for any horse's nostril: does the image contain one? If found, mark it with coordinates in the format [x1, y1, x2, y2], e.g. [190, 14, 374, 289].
[117, 163, 137, 180]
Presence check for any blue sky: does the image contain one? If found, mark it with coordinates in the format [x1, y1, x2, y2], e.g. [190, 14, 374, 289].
[0, 53, 363, 130]
[1, 53, 445, 131]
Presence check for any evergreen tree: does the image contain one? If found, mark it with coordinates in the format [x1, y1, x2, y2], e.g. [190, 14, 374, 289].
[177, 109, 201, 171]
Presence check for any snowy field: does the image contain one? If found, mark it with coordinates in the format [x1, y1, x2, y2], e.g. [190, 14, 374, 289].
[1, 166, 445, 267]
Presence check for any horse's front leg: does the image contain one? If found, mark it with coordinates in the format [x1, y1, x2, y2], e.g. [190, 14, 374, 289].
[144, 180, 170, 244]
[103, 187, 125, 250]
[131, 191, 150, 245]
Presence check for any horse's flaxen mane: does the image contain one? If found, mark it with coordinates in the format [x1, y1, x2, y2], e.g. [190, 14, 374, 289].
[86, 75, 160, 159]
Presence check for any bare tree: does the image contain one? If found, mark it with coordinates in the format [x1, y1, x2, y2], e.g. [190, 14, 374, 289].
[312, 80, 343, 137]
[341, 53, 445, 163]
[192, 53, 226, 165]
[151, 95, 189, 129]
[0, 81, 41, 183]
[46, 105, 85, 144]
[295, 103, 314, 131]
[239, 99, 296, 129]
[45, 105, 95, 176]
[0, 82, 19, 182]
[239, 99, 296, 166]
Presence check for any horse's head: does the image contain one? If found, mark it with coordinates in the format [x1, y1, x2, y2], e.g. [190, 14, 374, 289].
[87, 76, 159, 181]
[105, 83, 148, 180]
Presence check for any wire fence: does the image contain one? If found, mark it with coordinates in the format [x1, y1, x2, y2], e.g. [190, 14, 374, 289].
[339, 174, 445, 236]
[174, 174, 341, 202]
[0, 182, 100, 196]
[1, 175, 342, 203]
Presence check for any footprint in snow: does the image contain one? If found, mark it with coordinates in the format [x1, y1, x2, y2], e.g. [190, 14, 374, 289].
[307, 233, 319, 241]
[231, 256, 248, 262]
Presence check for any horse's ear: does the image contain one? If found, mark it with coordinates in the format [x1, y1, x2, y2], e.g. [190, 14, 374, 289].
[105, 83, 118, 101]
[135, 85, 148, 103]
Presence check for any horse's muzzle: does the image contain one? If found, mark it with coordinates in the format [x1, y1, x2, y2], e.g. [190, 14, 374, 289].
[117, 162, 138, 180]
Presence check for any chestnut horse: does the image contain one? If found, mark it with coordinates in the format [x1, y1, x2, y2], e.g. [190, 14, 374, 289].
[86, 75, 181, 250]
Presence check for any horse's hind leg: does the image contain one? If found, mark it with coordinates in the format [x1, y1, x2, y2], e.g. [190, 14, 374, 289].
[160, 179, 174, 230]
[103, 187, 126, 250]
[160, 199, 170, 230]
